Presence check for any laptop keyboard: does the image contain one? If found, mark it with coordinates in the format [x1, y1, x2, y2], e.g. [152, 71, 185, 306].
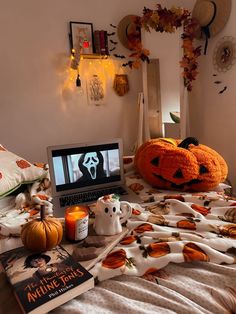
[59, 186, 128, 207]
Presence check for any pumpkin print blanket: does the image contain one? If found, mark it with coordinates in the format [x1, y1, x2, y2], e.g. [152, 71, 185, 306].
[1, 157, 236, 282]
[1, 157, 236, 313]
[91, 194, 236, 282]
[90, 159, 236, 282]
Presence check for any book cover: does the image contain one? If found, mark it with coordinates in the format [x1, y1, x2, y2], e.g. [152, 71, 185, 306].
[63, 223, 129, 270]
[0, 245, 94, 314]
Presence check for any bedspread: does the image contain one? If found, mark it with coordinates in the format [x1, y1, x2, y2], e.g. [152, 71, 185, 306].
[1, 157, 236, 313]
[53, 263, 236, 314]
[90, 193, 236, 282]
[84, 158, 236, 283]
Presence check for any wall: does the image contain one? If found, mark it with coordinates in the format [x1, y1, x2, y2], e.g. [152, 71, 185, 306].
[189, 1, 236, 190]
[0, 0, 198, 164]
[0, 0, 159, 163]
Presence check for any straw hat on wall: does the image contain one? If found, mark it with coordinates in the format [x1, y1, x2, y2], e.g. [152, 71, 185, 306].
[117, 15, 141, 50]
[192, 0, 232, 39]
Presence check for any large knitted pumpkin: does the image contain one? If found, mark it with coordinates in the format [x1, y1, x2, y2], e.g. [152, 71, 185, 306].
[134, 137, 228, 192]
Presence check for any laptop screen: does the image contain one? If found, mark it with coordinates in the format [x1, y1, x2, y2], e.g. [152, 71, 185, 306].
[48, 141, 124, 195]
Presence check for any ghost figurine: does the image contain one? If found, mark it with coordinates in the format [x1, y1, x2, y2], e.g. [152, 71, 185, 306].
[93, 194, 132, 235]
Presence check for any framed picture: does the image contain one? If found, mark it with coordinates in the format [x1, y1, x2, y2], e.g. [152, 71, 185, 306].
[86, 74, 105, 106]
[69, 21, 94, 55]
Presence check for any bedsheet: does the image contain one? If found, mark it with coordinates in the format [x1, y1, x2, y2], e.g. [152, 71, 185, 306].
[89, 192, 236, 282]
[0, 157, 236, 313]
[53, 262, 236, 314]
[1, 257, 236, 313]
[85, 157, 236, 283]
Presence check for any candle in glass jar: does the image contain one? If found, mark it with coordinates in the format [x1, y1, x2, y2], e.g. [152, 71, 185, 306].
[65, 206, 89, 241]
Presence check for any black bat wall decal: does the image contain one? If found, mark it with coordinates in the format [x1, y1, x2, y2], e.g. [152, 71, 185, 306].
[114, 54, 126, 59]
[219, 86, 227, 94]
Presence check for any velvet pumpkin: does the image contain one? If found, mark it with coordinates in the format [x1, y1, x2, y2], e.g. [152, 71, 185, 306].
[134, 137, 228, 192]
[21, 206, 63, 252]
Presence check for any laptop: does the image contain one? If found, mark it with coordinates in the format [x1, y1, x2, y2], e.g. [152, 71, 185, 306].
[47, 138, 140, 217]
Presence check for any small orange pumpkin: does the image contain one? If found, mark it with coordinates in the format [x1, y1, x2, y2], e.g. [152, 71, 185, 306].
[21, 206, 63, 252]
[134, 137, 228, 192]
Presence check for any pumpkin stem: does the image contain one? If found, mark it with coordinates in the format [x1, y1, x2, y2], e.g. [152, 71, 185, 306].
[178, 137, 199, 149]
[40, 205, 46, 221]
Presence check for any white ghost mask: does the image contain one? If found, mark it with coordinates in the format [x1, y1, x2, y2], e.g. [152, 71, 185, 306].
[83, 152, 99, 179]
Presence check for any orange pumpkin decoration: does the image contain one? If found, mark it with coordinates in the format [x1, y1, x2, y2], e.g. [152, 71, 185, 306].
[147, 242, 170, 258]
[177, 219, 196, 230]
[102, 249, 127, 269]
[219, 224, 236, 238]
[128, 182, 144, 193]
[183, 242, 209, 262]
[16, 159, 31, 169]
[132, 208, 141, 215]
[134, 137, 228, 192]
[133, 223, 154, 234]
[120, 235, 138, 245]
[191, 204, 210, 216]
[21, 206, 63, 252]
[164, 195, 185, 202]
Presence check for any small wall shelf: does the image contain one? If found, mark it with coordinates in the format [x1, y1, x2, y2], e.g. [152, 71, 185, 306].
[80, 54, 109, 60]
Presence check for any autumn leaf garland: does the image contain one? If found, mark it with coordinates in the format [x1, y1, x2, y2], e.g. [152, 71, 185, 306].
[181, 17, 201, 91]
[121, 5, 201, 91]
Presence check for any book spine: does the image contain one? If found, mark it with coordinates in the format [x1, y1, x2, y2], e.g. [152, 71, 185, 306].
[93, 30, 101, 54]
[104, 31, 109, 56]
[99, 30, 106, 55]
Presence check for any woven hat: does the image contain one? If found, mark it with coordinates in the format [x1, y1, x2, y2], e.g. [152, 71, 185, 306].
[192, 0, 231, 40]
[117, 15, 141, 50]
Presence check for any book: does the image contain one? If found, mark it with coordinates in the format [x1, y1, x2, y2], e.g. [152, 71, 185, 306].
[93, 30, 101, 54]
[99, 30, 107, 55]
[0, 245, 94, 314]
[92, 30, 109, 56]
[62, 223, 129, 270]
[103, 30, 109, 55]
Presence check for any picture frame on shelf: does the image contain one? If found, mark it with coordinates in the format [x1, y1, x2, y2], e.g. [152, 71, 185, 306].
[69, 21, 94, 55]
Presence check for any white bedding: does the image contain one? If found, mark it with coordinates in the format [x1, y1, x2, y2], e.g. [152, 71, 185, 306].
[0, 159, 236, 313]
[55, 262, 236, 314]
[1, 259, 235, 314]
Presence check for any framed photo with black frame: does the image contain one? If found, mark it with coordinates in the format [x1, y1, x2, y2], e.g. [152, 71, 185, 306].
[69, 21, 94, 55]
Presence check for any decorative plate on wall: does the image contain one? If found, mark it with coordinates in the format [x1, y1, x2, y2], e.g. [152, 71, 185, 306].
[213, 36, 236, 72]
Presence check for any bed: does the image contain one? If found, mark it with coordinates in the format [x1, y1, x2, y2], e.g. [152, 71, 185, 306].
[0, 149, 236, 314]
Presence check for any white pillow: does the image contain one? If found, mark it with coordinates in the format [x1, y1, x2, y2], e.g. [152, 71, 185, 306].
[0, 144, 46, 198]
